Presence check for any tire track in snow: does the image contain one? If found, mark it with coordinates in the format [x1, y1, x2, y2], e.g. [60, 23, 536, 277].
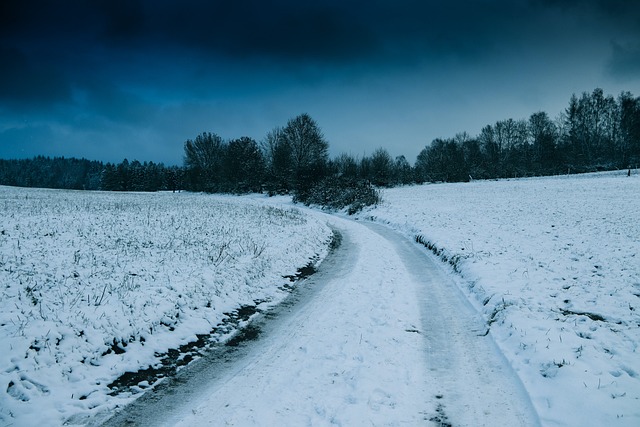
[367, 222, 540, 427]
[97, 214, 540, 426]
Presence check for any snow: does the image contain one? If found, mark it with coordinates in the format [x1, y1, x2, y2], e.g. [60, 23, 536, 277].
[139, 215, 538, 427]
[169, 215, 436, 426]
[355, 171, 640, 426]
[1, 170, 638, 427]
[0, 187, 332, 426]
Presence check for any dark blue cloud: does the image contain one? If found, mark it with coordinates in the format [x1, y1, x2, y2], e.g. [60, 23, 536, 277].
[1, 0, 639, 163]
[0, 45, 72, 110]
[0, 1, 576, 65]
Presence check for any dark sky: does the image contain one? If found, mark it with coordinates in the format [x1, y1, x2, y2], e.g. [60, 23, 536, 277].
[1, 0, 639, 165]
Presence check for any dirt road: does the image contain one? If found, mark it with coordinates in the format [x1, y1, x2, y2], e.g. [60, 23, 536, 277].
[100, 214, 540, 426]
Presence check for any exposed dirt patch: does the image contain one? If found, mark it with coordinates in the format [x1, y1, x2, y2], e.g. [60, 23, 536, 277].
[106, 230, 342, 397]
[283, 262, 317, 282]
[559, 308, 607, 322]
[225, 324, 261, 347]
[107, 301, 266, 395]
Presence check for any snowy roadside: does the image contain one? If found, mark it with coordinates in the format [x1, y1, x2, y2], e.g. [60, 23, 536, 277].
[356, 171, 640, 426]
[135, 212, 539, 427]
[0, 187, 332, 426]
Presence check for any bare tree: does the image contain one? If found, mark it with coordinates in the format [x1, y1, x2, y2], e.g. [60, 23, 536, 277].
[618, 91, 640, 167]
[225, 136, 264, 193]
[281, 113, 329, 189]
[183, 132, 226, 191]
[369, 148, 394, 186]
[529, 111, 558, 173]
[333, 153, 359, 179]
[260, 126, 284, 167]
[393, 155, 413, 185]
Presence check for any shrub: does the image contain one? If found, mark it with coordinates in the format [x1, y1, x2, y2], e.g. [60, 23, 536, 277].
[293, 176, 380, 214]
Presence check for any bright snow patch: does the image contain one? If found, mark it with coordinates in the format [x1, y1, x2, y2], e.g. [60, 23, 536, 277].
[0, 187, 332, 426]
[357, 171, 640, 426]
[2, 171, 638, 427]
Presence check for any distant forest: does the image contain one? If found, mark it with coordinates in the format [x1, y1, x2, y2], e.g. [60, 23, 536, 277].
[0, 156, 183, 192]
[1, 88, 639, 208]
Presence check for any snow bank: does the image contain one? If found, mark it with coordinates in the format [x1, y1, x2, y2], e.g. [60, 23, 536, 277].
[359, 171, 640, 426]
[0, 187, 332, 426]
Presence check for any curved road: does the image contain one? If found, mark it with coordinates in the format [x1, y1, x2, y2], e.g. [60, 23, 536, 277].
[100, 214, 540, 426]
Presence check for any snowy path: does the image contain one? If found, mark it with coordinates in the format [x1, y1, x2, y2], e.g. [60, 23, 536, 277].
[101, 214, 540, 426]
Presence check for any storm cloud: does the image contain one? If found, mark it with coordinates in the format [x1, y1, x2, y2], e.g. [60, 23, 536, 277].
[1, 0, 639, 163]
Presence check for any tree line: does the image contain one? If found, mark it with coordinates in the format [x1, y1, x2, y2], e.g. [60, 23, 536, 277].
[179, 113, 382, 212]
[0, 156, 183, 192]
[0, 156, 104, 190]
[414, 89, 640, 183]
[1, 88, 638, 210]
[183, 113, 329, 195]
[100, 160, 183, 192]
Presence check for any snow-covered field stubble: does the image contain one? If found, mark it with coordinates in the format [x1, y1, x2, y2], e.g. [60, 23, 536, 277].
[0, 187, 332, 426]
[359, 171, 640, 426]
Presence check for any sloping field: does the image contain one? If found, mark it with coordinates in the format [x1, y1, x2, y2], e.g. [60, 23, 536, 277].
[0, 187, 332, 426]
[360, 171, 640, 426]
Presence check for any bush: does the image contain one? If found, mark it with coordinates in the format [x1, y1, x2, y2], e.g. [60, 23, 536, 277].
[293, 176, 380, 214]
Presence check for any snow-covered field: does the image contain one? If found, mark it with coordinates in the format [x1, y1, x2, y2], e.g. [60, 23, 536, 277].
[2, 171, 638, 427]
[0, 187, 332, 426]
[358, 171, 640, 426]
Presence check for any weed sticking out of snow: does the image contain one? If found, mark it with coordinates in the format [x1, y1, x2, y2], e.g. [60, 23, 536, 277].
[0, 187, 332, 426]
[427, 402, 453, 427]
[358, 171, 640, 426]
